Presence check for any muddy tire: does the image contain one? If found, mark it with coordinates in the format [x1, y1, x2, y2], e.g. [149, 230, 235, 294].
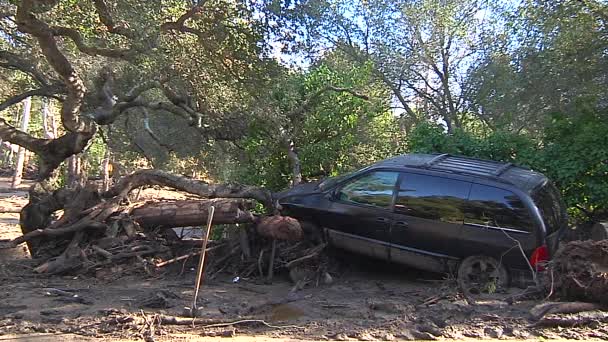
[457, 255, 509, 296]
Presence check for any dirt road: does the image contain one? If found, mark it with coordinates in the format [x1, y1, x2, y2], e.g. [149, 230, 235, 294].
[0, 179, 606, 341]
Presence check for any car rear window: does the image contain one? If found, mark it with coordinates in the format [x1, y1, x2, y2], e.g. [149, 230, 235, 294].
[395, 173, 471, 223]
[465, 184, 534, 232]
[532, 182, 567, 234]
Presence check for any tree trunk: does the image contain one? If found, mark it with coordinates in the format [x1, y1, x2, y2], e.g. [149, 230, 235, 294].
[130, 199, 256, 229]
[104, 169, 273, 210]
[101, 149, 111, 191]
[12, 97, 32, 188]
[286, 139, 302, 187]
[41, 97, 53, 139]
[66, 154, 85, 188]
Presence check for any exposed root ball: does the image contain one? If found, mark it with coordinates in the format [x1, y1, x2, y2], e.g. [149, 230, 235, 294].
[549, 240, 608, 304]
[256, 216, 303, 241]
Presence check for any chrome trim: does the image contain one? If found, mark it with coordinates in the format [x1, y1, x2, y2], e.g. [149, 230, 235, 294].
[389, 242, 459, 260]
[465, 223, 531, 234]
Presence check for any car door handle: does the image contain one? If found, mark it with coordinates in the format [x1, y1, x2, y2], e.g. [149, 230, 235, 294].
[375, 217, 390, 223]
[394, 221, 409, 228]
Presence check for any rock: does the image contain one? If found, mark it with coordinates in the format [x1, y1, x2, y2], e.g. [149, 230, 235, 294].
[40, 309, 61, 316]
[138, 290, 179, 308]
[396, 330, 417, 341]
[356, 332, 376, 341]
[381, 333, 395, 341]
[368, 301, 400, 314]
[512, 329, 530, 339]
[411, 330, 438, 340]
[463, 329, 485, 338]
[484, 327, 503, 339]
[416, 322, 443, 337]
[7, 312, 24, 319]
[334, 333, 350, 341]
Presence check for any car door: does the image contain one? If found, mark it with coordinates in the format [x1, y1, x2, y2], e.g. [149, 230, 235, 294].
[460, 183, 537, 268]
[324, 170, 399, 260]
[390, 172, 471, 271]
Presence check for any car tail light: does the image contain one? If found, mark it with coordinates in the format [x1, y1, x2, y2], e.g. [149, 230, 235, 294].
[530, 244, 549, 271]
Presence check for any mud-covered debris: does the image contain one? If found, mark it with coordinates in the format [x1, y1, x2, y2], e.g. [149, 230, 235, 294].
[548, 239, 608, 304]
[138, 290, 180, 308]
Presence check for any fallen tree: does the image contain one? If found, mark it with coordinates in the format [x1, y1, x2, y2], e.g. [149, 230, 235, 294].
[4, 169, 317, 279]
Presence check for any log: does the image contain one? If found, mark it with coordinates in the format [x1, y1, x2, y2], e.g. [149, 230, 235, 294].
[130, 199, 256, 228]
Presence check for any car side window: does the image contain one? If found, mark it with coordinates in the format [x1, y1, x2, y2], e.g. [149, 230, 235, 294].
[464, 184, 534, 232]
[395, 173, 471, 223]
[338, 171, 398, 208]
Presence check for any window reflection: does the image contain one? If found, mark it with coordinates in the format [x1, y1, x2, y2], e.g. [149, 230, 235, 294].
[338, 171, 398, 208]
[464, 184, 533, 231]
[395, 173, 470, 223]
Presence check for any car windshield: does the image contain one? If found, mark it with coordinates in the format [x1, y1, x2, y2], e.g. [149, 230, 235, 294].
[532, 181, 568, 234]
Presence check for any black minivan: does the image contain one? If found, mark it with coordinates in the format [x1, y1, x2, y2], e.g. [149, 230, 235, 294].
[278, 154, 568, 288]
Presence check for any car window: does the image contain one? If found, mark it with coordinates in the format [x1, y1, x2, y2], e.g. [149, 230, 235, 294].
[532, 182, 567, 234]
[395, 173, 471, 223]
[338, 171, 398, 208]
[464, 184, 534, 232]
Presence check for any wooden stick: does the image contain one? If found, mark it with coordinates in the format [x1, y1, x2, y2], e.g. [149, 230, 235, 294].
[267, 239, 277, 283]
[154, 243, 225, 268]
[158, 316, 304, 329]
[192, 206, 214, 311]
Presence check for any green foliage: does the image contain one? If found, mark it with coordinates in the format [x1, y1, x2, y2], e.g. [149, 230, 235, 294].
[237, 53, 403, 191]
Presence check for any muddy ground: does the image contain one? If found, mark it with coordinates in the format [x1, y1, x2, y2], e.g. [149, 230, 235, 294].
[0, 178, 607, 341]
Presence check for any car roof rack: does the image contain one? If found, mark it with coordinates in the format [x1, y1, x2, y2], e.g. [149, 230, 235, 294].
[493, 162, 513, 176]
[423, 153, 450, 168]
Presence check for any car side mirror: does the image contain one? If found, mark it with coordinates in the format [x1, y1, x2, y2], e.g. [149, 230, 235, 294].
[326, 189, 339, 200]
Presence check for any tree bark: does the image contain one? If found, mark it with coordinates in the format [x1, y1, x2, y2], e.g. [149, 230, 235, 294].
[12, 97, 31, 188]
[130, 199, 256, 228]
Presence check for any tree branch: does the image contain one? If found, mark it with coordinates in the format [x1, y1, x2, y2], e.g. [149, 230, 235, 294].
[0, 85, 64, 112]
[160, 4, 206, 33]
[0, 50, 53, 86]
[104, 169, 273, 210]
[16, 0, 95, 134]
[51, 26, 135, 59]
[91, 0, 136, 38]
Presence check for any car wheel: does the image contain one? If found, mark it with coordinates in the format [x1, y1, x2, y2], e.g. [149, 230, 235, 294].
[457, 255, 509, 297]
